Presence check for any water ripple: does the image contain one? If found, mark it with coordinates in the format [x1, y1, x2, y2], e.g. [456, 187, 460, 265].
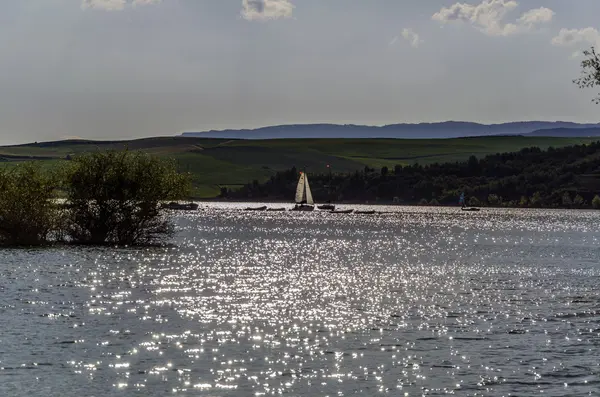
[1, 205, 600, 396]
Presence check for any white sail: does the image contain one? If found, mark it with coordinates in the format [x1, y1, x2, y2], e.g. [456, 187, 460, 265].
[295, 173, 305, 203]
[304, 174, 314, 205]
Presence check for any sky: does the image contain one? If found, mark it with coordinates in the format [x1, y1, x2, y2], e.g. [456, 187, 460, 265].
[1, 0, 600, 144]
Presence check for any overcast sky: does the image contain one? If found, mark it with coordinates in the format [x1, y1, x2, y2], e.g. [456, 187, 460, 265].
[0, 0, 599, 144]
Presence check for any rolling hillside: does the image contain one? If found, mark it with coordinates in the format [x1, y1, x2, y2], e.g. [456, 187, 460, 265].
[527, 127, 600, 137]
[1, 136, 598, 198]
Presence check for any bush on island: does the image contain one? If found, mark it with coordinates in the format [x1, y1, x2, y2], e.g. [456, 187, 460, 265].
[65, 151, 190, 246]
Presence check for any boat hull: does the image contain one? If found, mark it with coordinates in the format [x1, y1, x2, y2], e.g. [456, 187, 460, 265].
[291, 205, 315, 212]
[318, 204, 336, 210]
[162, 202, 199, 211]
[245, 206, 268, 211]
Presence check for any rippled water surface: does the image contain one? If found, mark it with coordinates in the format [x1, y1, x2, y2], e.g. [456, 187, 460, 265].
[2, 204, 600, 396]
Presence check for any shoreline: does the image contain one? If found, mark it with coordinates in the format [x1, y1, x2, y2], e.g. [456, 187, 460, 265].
[187, 198, 597, 210]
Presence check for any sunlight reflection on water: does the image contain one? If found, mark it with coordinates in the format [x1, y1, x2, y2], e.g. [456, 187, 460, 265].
[1, 205, 600, 396]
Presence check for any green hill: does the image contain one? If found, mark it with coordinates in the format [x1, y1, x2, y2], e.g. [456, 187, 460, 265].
[1, 136, 597, 198]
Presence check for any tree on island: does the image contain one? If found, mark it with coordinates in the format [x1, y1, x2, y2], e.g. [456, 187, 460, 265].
[65, 151, 190, 246]
[574, 47, 600, 104]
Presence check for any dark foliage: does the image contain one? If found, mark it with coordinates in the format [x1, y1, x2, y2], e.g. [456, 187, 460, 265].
[574, 47, 600, 104]
[65, 151, 190, 245]
[231, 142, 600, 208]
[0, 163, 62, 246]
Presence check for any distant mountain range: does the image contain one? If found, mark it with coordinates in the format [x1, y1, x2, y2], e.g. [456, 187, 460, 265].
[181, 121, 600, 139]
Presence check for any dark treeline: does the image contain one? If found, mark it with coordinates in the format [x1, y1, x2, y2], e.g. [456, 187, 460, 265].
[227, 141, 600, 208]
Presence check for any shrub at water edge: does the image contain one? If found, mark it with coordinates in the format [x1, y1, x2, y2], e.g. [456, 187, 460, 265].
[0, 163, 62, 246]
[65, 151, 190, 246]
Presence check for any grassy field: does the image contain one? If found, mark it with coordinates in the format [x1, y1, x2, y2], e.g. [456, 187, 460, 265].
[1, 136, 597, 198]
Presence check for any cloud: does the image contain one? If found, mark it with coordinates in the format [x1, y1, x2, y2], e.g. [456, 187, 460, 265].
[517, 7, 554, 28]
[82, 0, 126, 11]
[551, 27, 600, 49]
[82, 0, 160, 11]
[432, 0, 518, 36]
[432, 0, 554, 37]
[401, 28, 423, 48]
[241, 0, 294, 21]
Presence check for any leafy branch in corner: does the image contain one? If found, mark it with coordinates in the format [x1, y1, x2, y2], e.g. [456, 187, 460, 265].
[574, 47, 600, 104]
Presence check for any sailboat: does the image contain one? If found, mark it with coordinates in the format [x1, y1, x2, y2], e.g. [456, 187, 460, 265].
[291, 172, 315, 211]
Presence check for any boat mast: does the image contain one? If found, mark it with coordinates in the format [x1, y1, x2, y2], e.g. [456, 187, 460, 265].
[327, 164, 332, 203]
[303, 167, 307, 204]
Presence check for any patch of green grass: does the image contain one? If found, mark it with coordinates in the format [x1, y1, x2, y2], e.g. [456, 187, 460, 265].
[0, 159, 67, 171]
[202, 145, 364, 173]
[343, 156, 407, 169]
[172, 152, 274, 186]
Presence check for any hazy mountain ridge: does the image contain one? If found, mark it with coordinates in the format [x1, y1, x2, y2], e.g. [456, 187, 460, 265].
[182, 121, 600, 139]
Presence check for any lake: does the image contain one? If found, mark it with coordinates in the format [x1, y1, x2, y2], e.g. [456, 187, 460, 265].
[1, 204, 600, 396]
